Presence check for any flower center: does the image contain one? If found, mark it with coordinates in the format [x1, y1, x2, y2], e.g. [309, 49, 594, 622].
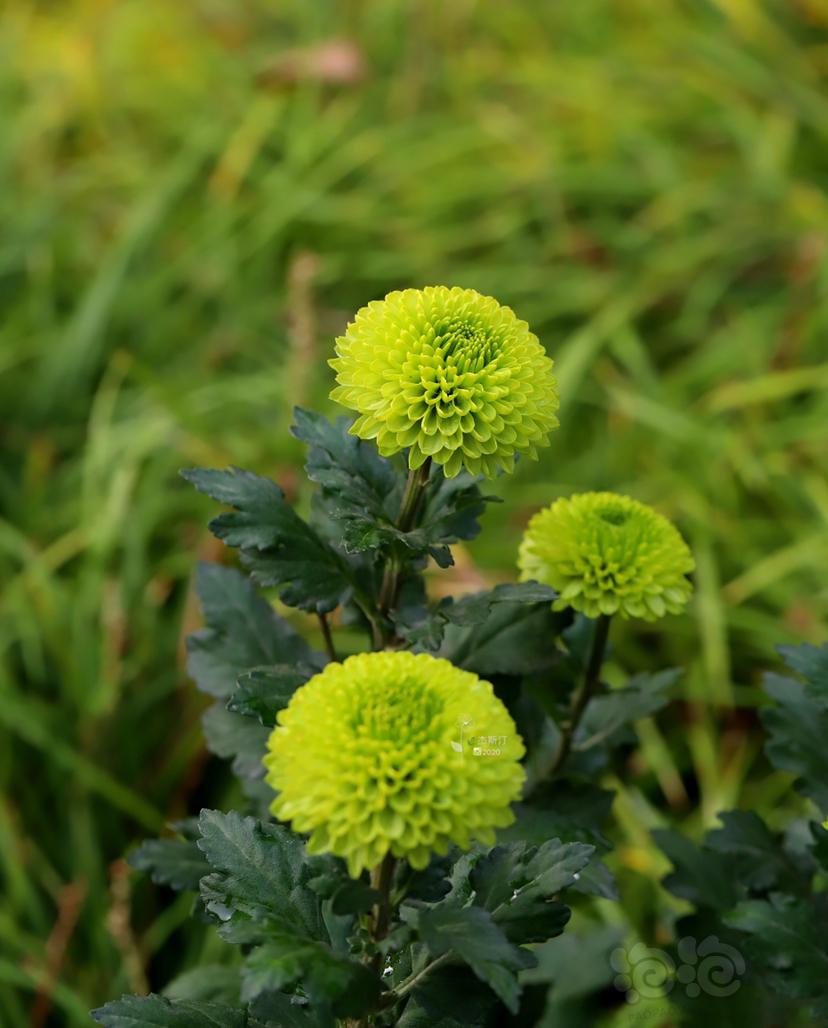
[433, 318, 496, 372]
[348, 677, 444, 743]
[598, 507, 629, 526]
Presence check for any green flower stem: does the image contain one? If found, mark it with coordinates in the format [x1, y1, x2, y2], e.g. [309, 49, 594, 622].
[397, 458, 433, 533]
[353, 854, 397, 1028]
[317, 612, 338, 663]
[370, 853, 396, 952]
[547, 614, 612, 777]
[375, 458, 432, 645]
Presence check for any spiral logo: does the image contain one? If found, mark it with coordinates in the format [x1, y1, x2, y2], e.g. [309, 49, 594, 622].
[678, 935, 745, 998]
[610, 942, 674, 1003]
[611, 936, 745, 1003]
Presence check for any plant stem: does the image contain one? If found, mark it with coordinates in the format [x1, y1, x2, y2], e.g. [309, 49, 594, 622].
[352, 854, 397, 1028]
[375, 459, 432, 645]
[546, 614, 612, 778]
[317, 612, 338, 663]
[370, 852, 396, 953]
[389, 951, 454, 1002]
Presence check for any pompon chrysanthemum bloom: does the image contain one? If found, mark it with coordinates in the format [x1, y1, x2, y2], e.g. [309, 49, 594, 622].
[264, 651, 525, 876]
[518, 492, 694, 621]
[329, 286, 559, 478]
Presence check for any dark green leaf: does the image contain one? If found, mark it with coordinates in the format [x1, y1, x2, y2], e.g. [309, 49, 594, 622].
[129, 837, 209, 892]
[653, 828, 741, 910]
[182, 468, 351, 613]
[406, 469, 494, 566]
[726, 893, 828, 1015]
[500, 782, 614, 849]
[248, 992, 330, 1028]
[197, 810, 325, 941]
[469, 839, 591, 942]
[201, 704, 269, 780]
[526, 925, 625, 1027]
[445, 583, 558, 627]
[396, 964, 498, 1028]
[330, 880, 382, 916]
[228, 665, 315, 726]
[762, 673, 828, 814]
[292, 407, 398, 527]
[187, 563, 318, 698]
[706, 810, 793, 892]
[413, 905, 535, 1013]
[343, 470, 492, 568]
[777, 642, 828, 694]
[576, 669, 680, 752]
[91, 994, 250, 1028]
[437, 599, 567, 676]
[241, 935, 380, 1017]
[294, 414, 494, 565]
[399, 857, 453, 905]
[163, 967, 241, 1004]
[807, 821, 828, 876]
[399, 583, 558, 653]
[567, 859, 618, 900]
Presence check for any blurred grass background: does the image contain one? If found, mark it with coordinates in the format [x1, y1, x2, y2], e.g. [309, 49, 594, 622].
[1, 0, 828, 1023]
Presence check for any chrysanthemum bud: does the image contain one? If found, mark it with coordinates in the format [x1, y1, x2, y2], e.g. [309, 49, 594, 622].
[264, 651, 525, 876]
[330, 286, 559, 478]
[518, 492, 694, 621]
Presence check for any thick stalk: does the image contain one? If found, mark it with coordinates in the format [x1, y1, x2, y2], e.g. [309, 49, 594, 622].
[375, 459, 432, 645]
[546, 614, 612, 778]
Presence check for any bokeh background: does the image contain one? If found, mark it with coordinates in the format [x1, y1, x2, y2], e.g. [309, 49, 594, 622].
[2, 0, 828, 1023]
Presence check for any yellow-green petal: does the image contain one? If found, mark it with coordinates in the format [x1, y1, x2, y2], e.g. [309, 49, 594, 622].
[329, 286, 559, 478]
[264, 651, 525, 877]
[518, 491, 694, 622]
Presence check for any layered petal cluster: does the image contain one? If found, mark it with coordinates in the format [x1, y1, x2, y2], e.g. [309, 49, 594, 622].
[518, 492, 694, 620]
[330, 286, 559, 478]
[264, 651, 525, 876]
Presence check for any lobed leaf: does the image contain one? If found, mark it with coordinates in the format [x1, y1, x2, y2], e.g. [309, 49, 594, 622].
[762, 643, 828, 814]
[91, 994, 252, 1028]
[726, 893, 828, 1016]
[129, 836, 209, 892]
[576, 668, 680, 752]
[182, 468, 352, 613]
[197, 810, 325, 942]
[653, 828, 741, 911]
[228, 664, 316, 726]
[412, 904, 535, 1013]
[241, 934, 380, 1017]
[187, 563, 319, 699]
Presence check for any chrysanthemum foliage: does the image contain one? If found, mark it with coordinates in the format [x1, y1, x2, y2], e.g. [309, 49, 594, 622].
[94, 289, 825, 1028]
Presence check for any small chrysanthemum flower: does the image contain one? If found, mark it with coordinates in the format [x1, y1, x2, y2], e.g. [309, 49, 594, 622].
[330, 286, 559, 478]
[264, 651, 525, 876]
[518, 492, 694, 620]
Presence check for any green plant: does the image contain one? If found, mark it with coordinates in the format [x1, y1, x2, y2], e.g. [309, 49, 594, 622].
[5, 4, 828, 1021]
[91, 288, 828, 1027]
[646, 644, 828, 1024]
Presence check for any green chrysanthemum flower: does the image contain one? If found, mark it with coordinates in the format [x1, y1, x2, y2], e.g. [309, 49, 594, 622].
[264, 651, 525, 876]
[518, 492, 694, 621]
[330, 286, 559, 478]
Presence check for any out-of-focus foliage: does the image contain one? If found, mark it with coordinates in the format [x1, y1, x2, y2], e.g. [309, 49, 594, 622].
[1, 0, 827, 1023]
